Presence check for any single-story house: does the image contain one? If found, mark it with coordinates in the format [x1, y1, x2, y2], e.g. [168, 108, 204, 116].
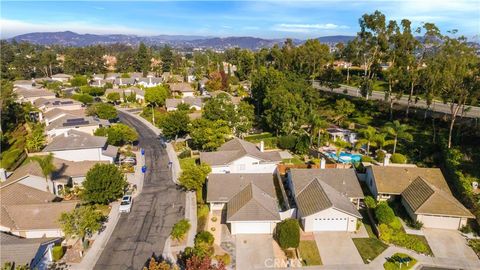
[365, 165, 474, 229]
[1, 232, 62, 269]
[287, 168, 364, 232]
[92, 74, 105, 80]
[136, 77, 162, 88]
[169, 82, 195, 97]
[34, 98, 83, 112]
[105, 87, 145, 103]
[42, 130, 118, 163]
[45, 115, 110, 137]
[90, 78, 106, 87]
[326, 127, 358, 145]
[207, 173, 280, 235]
[128, 72, 143, 79]
[1, 157, 108, 195]
[50, 73, 72, 83]
[114, 78, 136, 86]
[15, 87, 56, 104]
[165, 97, 203, 111]
[42, 108, 86, 126]
[105, 73, 120, 80]
[200, 138, 283, 174]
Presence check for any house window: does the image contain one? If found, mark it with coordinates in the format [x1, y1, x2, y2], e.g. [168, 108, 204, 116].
[252, 162, 259, 165]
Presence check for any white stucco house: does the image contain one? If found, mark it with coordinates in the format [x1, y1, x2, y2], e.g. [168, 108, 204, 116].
[42, 130, 118, 163]
[34, 98, 83, 112]
[326, 127, 358, 145]
[136, 77, 162, 88]
[200, 138, 283, 174]
[287, 168, 364, 232]
[45, 115, 110, 137]
[165, 97, 203, 111]
[365, 165, 473, 230]
[207, 173, 280, 235]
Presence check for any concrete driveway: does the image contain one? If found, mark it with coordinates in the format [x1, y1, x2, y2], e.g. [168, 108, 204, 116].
[236, 234, 274, 269]
[423, 228, 478, 260]
[314, 232, 363, 265]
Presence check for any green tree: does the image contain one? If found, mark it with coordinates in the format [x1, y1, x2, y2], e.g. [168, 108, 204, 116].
[31, 154, 56, 192]
[171, 219, 191, 241]
[59, 205, 104, 241]
[178, 163, 211, 191]
[333, 98, 355, 125]
[383, 120, 413, 154]
[70, 75, 88, 86]
[26, 126, 45, 152]
[72, 93, 94, 105]
[233, 101, 255, 137]
[145, 85, 169, 107]
[318, 65, 343, 90]
[189, 119, 231, 151]
[82, 163, 127, 204]
[87, 103, 118, 120]
[107, 92, 121, 103]
[356, 126, 378, 155]
[203, 93, 236, 124]
[375, 202, 396, 224]
[159, 111, 190, 140]
[275, 219, 300, 249]
[95, 123, 138, 146]
[136, 42, 151, 74]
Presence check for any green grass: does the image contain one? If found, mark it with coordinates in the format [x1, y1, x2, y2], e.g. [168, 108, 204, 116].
[282, 157, 305, 165]
[179, 157, 197, 169]
[298, 240, 322, 266]
[404, 234, 433, 256]
[383, 253, 417, 270]
[353, 238, 388, 264]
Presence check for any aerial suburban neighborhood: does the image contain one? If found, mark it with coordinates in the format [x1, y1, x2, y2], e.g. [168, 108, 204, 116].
[1, 1, 480, 270]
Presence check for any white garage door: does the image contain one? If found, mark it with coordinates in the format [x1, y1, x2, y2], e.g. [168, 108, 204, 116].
[420, 215, 461, 230]
[233, 222, 272, 234]
[313, 217, 348, 231]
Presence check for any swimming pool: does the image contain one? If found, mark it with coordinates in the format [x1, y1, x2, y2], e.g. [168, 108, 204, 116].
[325, 151, 362, 163]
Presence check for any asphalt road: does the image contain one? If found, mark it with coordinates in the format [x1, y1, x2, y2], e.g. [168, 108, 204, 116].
[312, 82, 480, 119]
[94, 111, 185, 270]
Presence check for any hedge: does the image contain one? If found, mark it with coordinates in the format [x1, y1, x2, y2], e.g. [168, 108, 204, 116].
[375, 202, 396, 225]
[391, 153, 407, 164]
[277, 135, 297, 150]
[275, 219, 300, 249]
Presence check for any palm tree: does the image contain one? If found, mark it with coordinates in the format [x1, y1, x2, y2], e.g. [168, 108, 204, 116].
[26, 132, 46, 153]
[307, 112, 328, 148]
[373, 133, 394, 151]
[356, 126, 378, 155]
[383, 120, 413, 154]
[31, 154, 56, 193]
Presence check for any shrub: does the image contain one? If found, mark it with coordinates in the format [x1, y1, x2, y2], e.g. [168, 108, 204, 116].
[391, 234, 429, 254]
[194, 231, 214, 246]
[375, 202, 396, 225]
[375, 150, 386, 162]
[171, 219, 191, 241]
[361, 155, 374, 163]
[389, 218, 403, 230]
[378, 223, 393, 242]
[364, 196, 377, 209]
[52, 245, 64, 261]
[391, 153, 407, 164]
[215, 253, 231, 265]
[277, 135, 297, 150]
[178, 149, 192, 159]
[407, 220, 424, 230]
[0, 148, 23, 169]
[275, 219, 300, 249]
[211, 216, 217, 222]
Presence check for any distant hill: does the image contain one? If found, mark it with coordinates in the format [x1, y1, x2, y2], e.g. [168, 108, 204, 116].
[8, 31, 355, 49]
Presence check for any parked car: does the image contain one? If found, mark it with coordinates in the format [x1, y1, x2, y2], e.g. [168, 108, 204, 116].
[119, 195, 133, 213]
[121, 157, 137, 165]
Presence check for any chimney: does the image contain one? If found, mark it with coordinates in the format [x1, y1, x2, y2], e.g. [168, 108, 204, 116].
[320, 158, 326, 169]
[0, 168, 7, 182]
[383, 153, 391, 166]
[259, 141, 264, 152]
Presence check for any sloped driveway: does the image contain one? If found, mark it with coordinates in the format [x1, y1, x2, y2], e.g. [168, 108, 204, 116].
[314, 232, 363, 265]
[236, 234, 274, 269]
[423, 228, 478, 260]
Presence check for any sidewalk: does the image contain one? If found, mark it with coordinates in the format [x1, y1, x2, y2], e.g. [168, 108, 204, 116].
[69, 202, 121, 270]
[125, 150, 145, 197]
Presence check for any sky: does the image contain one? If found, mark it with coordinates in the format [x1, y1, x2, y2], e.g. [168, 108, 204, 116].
[1, 1, 479, 40]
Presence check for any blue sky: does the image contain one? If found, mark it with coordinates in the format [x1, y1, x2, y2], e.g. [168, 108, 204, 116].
[1, 1, 479, 40]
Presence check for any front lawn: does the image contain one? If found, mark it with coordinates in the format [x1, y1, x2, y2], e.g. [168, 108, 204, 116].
[383, 253, 417, 270]
[353, 238, 388, 263]
[298, 240, 322, 266]
[179, 157, 197, 169]
[282, 156, 305, 165]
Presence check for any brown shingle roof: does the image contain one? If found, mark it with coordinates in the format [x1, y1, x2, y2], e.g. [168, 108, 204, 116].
[370, 166, 451, 195]
[169, 82, 194, 93]
[43, 108, 86, 121]
[43, 130, 106, 151]
[200, 138, 282, 166]
[207, 173, 276, 202]
[226, 183, 279, 222]
[1, 201, 77, 230]
[0, 183, 56, 205]
[289, 168, 364, 199]
[296, 179, 361, 218]
[1, 233, 60, 266]
[402, 177, 473, 218]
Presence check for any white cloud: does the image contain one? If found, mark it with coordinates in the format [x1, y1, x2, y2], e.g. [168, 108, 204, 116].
[0, 18, 158, 38]
[273, 23, 349, 33]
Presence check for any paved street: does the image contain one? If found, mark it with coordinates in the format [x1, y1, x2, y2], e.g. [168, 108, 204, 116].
[94, 111, 185, 270]
[313, 82, 480, 119]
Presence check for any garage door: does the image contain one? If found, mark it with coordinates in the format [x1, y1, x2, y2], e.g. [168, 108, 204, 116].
[233, 222, 272, 234]
[313, 217, 348, 231]
[420, 215, 461, 230]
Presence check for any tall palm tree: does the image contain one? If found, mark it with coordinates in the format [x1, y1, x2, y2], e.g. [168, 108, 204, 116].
[31, 154, 56, 193]
[383, 120, 413, 154]
[26, 132, 46, 153]
[356, 126, 378, 155]
[308, 113, 328, 148]
[373, 133, 394, 151]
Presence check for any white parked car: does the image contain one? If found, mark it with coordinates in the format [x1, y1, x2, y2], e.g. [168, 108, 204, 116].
[119, 195, 133, 213]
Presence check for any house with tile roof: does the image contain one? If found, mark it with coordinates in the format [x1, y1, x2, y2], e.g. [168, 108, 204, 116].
[207, 173, 280, 235]
[42, 130, 118, 163]
[287, 168, 363, 232]
[0, 232, 62, 269]
[365, 165, 474, 229]
[200, 138, 283, 174]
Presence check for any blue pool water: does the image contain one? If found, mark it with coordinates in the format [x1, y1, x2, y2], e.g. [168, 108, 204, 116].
[325, 152, 362, 163]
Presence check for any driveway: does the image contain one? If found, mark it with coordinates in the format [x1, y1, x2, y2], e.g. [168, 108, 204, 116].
[423, 228, 478, 260]
[236, 234, 274, 269]
[94, 111, 185, 270]
[314, 232, 363, 265]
